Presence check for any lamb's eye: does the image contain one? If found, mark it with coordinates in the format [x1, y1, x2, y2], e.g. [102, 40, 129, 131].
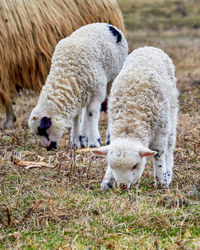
[132, 164, 137, 171]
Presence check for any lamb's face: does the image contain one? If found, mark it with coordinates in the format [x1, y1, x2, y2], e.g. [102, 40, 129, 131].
[28, 108, 65, 150]
[108, 147, 146, 190]
[92, 140, 156, 190]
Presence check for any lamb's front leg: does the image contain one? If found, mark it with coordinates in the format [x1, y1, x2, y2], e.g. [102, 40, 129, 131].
[101, 165, 114, 190]
[70, 111, 82, 148]
[151, 123, 169, 187]
[106, 123, 111, 145]
[151, 113, 170, 187]
[165, 105, 179, 185]
[153, 150, 168, 187]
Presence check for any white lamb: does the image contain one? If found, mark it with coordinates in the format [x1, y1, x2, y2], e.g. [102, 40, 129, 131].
[28, 23, 128, 150]
[93, 46, 179, 190]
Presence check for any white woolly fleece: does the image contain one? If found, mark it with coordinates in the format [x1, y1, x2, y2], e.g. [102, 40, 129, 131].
[29, 23, 128, 148]
[93, 46, 179, 190]
[109, 46, 178, 144]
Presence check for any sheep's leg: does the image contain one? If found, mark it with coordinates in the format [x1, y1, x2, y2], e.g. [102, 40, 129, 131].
[153, 150, 168, 187]
[81, 88, 106, 148]
[1, 104, 16, 130]
[165, 133, 175, 185]
[101, 165, 114, 190]
[80, 107, 89, 147]
[165, 105, 179, 185]
[106, 123, 111, 145]
[85, 98, 101, 147]
[104, 80, 112, 145]
[151, 121, 169, 187]
[70, 109, 82, 148]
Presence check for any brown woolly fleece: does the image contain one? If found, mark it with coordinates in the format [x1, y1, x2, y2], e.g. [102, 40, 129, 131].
[0, 0, 125, 110]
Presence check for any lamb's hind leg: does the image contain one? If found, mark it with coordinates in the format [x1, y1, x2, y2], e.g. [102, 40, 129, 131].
[81, 89, 106, 148]
[83, 98, 101, 148]
[1, 104, 16, 130]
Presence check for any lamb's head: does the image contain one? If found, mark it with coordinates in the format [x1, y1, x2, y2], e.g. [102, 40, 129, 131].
[28, 106, 66, 150]
[92, 139, 156, 190]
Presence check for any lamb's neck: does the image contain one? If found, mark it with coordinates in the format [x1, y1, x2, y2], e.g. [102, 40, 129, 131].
[112, 137, 146, 149]
[110, 118, 150, 147]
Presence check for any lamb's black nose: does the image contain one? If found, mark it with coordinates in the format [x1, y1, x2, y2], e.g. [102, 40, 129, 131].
[46, 141, 57, 151]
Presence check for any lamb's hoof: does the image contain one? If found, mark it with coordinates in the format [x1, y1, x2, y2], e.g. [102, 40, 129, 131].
[79, 135, 88, 148]
[89, 138, 101, 148]
[101, 181, 113, 190]
[106, 140, 111, 145]
[154, 180, 169, 189]
[106, 134, 111, 145]
[70, 142, 81, 149]
[71, 135, 84, 148]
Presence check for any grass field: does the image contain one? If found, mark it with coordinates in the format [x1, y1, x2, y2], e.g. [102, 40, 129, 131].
[0, 0, 200, 249]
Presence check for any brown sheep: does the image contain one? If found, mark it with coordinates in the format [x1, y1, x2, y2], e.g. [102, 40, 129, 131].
[0, 0, 125, 129]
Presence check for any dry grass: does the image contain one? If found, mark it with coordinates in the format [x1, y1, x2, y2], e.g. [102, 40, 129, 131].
[0, 0, 200, 249]
[118, 0, 200, 30]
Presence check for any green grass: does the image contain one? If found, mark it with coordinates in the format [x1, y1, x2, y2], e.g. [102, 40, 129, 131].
[0, 169, 199, 248]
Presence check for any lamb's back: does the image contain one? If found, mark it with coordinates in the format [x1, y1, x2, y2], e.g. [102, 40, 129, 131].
[109, 47, 177, 142]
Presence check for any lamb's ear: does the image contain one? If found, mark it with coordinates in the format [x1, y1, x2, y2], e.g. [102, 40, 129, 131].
[40, 116, 52, 129]
[139, 149, 156, 158]
[92, 145, 110, 157]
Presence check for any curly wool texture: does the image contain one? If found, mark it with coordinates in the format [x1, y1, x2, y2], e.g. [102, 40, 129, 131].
[29, 23, 128, 143]
[109, 46, 178, 146]
[93, 46, 179, 189]
[0, 0, 125, 110]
